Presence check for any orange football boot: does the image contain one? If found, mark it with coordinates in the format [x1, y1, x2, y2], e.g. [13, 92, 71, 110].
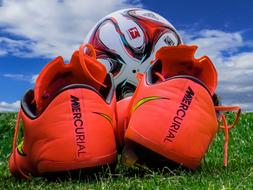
[9, 44, 117, 179]
[123, 45, 240, 169]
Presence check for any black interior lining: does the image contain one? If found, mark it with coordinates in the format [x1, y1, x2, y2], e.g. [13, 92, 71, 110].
[100, 73, 115, 104]
[145, 59, 212, 96]
[21, 89, 36, 119]
[146, 59, 162, 84]
[22, 75, 115, 120]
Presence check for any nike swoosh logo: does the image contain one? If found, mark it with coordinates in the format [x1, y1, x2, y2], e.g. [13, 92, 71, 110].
[132, 96, 169, 112]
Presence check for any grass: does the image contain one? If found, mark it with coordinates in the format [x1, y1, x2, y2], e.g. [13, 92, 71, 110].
[0, 112, 252, 189]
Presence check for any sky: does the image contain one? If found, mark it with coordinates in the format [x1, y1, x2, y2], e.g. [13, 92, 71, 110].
[0, 0, 252, 112]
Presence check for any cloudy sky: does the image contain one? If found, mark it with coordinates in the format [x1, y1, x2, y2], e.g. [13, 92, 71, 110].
[0, 0, 252, 112]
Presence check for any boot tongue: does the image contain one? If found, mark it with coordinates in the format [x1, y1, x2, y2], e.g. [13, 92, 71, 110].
[34, 44, 107, 114]
[155, 45, 217, 95]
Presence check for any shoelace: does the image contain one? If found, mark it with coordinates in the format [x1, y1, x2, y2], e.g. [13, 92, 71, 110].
[215, 106, 241, 167]
[12, 111, 31, 179]
[154, 72, 165, 81]
[79, 44, 107, 88]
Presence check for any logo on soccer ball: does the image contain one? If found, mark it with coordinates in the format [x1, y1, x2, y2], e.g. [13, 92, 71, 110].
[128, 27, 141, 40]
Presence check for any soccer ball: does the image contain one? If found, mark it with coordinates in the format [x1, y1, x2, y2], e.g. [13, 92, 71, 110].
[84, 8, 182, 100]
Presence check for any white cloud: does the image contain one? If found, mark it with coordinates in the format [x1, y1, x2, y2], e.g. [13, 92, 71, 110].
[0, 37, 35, 57]
[0, 101, 20, 112]
[0, 0, 142, 59]
[183, 29, 253, 111]
[31, 74, 38, 84]
[3, 73, 37, 83]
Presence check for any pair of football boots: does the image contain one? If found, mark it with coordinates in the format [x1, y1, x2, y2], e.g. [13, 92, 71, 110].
[9, 44, 240, 179]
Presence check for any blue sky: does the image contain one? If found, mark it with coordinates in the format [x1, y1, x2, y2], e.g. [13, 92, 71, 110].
[0, 0, 253, 111]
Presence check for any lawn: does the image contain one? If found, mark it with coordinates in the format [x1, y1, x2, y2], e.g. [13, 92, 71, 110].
[0, 112, 252, 189]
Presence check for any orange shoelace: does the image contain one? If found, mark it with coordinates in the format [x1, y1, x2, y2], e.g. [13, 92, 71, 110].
[79, 44, 107, 88]
[154, 72, 165, 81]
[215, 106, 241, 167]
[12, 111, 31, 179]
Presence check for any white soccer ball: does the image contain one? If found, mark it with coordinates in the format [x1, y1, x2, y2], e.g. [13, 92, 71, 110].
[84, 8, 182, 99]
